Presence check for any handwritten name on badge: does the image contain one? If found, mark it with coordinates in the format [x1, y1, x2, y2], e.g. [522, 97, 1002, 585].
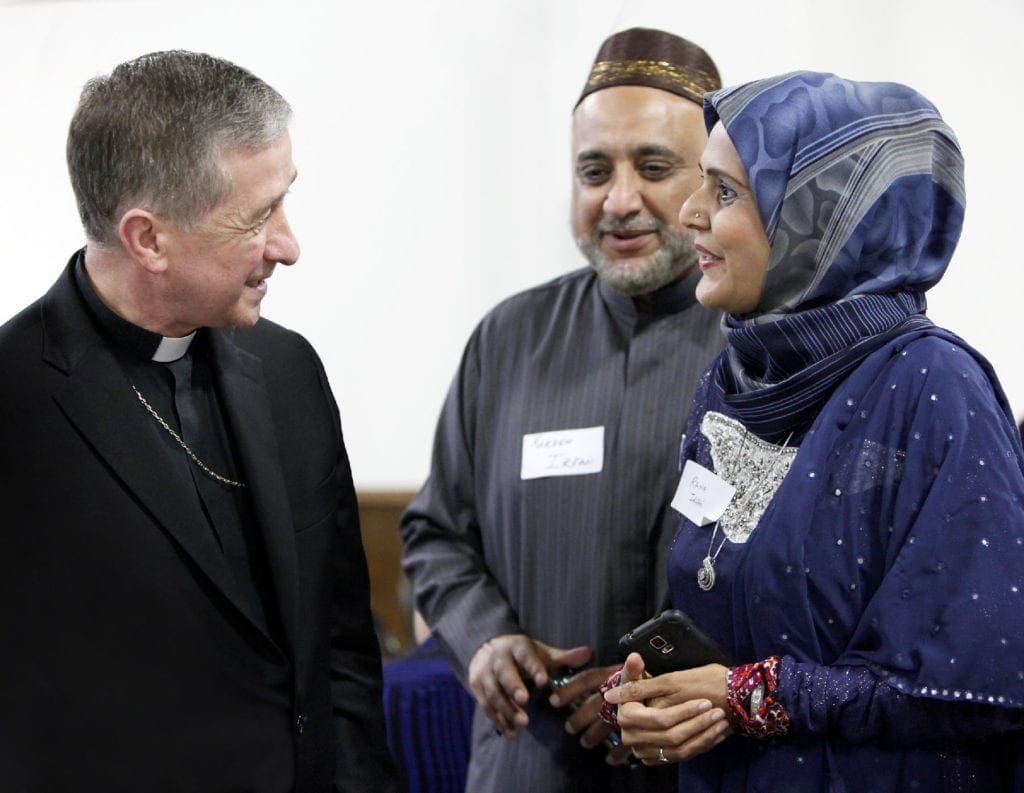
[671, 460, 735, 526]
[521, 426, 604, 480]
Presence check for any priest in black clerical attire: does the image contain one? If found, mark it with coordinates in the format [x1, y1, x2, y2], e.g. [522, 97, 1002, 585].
[0, 50, 395, 793]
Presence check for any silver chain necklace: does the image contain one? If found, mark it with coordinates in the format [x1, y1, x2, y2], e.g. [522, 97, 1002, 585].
[131, 385, 248, 489]
[696, 430, 793, 591]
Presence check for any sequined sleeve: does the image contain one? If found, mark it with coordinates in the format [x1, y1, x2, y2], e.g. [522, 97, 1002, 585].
[776, 657, 1024, 746]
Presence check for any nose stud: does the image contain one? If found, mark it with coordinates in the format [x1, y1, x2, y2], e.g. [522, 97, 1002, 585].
[694, 212, 701, 219]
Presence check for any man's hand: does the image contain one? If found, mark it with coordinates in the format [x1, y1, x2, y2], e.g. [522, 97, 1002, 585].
[549, 664, 633, 765]
[467, 634, 592, 738]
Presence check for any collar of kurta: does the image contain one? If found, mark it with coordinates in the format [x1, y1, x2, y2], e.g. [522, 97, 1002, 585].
[73, 250, 197, 363]
[598, 264, 702, 323]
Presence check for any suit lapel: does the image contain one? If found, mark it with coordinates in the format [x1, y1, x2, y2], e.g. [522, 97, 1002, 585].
[209, 330, 300, 657]
[41, 261, 290, 651]
[50, 329, 265, 641]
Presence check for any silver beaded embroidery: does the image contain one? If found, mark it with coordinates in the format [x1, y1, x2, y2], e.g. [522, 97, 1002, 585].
[701, 411, 799, 542]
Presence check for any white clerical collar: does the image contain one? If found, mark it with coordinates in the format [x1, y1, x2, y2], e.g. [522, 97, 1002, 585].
[151, 331, 198, 363]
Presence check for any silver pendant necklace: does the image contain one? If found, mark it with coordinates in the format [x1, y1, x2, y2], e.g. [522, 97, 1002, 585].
[696, 430, 793, 591]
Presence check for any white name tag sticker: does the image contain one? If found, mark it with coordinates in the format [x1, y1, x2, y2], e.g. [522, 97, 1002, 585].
[671, 460, 736, 526]
[521, 426, 604, 480]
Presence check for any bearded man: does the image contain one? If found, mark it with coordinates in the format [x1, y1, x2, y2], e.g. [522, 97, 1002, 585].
[400, 28, 724, 793]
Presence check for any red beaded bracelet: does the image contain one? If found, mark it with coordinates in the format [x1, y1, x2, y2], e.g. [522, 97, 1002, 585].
[726, 656, 790, 738]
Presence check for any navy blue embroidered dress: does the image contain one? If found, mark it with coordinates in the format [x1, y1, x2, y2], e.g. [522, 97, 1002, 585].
[668, 72, 1024, 791]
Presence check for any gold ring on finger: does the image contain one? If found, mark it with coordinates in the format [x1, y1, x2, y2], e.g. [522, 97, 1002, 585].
[658, 747, 668, 763]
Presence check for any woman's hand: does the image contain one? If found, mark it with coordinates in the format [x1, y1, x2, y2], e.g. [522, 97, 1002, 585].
[603, 652, 732, 764]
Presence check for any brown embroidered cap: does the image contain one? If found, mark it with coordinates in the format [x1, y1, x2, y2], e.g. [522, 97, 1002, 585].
[576, 27, 721, 108]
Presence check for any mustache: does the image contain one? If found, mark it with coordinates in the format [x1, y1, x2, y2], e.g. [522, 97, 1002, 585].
[595, 217, 664, 235]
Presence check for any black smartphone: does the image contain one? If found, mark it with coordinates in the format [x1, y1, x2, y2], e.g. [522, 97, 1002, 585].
[618, 609, 733, 676]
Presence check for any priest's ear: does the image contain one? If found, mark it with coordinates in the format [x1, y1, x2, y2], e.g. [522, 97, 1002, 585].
[118, 208, 170, 275]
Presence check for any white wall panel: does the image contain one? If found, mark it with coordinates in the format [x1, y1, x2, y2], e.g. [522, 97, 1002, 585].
[1, 0, 1020, 487]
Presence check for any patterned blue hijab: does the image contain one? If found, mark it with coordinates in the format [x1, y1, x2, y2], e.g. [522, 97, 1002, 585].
[702, 72, 966, 438]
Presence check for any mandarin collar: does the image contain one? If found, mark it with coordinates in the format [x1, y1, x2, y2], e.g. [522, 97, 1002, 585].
[598, 265, 702, 323]
[74, 250, 197, 363]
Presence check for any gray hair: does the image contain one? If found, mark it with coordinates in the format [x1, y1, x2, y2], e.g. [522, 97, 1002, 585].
[67, 50, 292, 245]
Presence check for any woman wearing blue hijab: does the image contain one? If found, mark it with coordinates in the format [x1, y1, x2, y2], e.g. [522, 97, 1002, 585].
[602, 72, 1024, 791]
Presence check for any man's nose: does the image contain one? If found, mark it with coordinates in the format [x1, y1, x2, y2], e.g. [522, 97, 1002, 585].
[265, 210, 300, 266]
[602, 172, 644, 218]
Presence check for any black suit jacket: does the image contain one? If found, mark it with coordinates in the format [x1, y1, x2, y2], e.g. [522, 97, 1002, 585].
[0, 258, 396, 792]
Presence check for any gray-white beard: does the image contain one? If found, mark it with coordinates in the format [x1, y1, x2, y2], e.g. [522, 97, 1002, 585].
[576, 226, 697, 297]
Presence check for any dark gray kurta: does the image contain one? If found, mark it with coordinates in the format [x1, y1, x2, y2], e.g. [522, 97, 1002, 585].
[400, 266, 723, 793]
